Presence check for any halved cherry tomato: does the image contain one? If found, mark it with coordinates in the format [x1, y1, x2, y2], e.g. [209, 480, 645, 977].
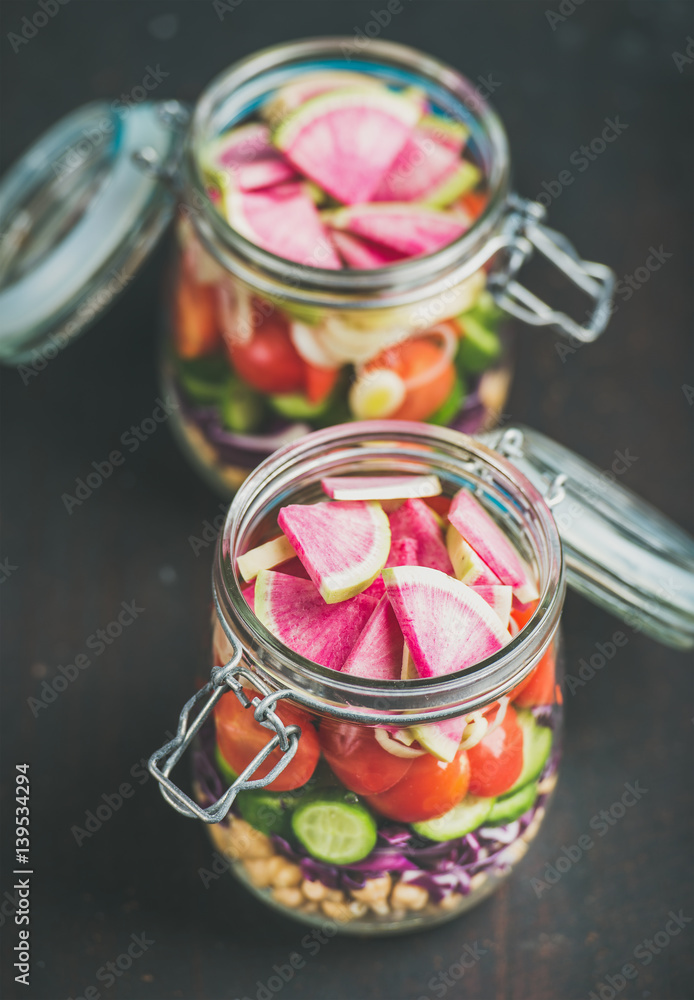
[319, 722, 412, 795]
[214, 687, 319, 791]
[365, 336, 456, 422]
[467, 703, 523, 797]
[228, 314, 305, 395]
[364, 747, 470, 823]
[510, 600, 539, 634]
[511, 646, 556, 707]
[305, 363, 339, 404]
[459, 190, 488, 221]
[174, 273, 221, 359]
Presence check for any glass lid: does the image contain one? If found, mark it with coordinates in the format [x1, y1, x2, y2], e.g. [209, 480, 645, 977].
[481, 426, 694, 649]
[0, 99, 188, 365]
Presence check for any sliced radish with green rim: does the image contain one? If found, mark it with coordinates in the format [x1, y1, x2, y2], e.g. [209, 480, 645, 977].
[274, 88, 420, 205]
[383, 564, 512, 678]
[278, 500, 391, 604]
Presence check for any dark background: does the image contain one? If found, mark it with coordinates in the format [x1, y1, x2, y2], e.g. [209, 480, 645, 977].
[1, 3, 693, 999]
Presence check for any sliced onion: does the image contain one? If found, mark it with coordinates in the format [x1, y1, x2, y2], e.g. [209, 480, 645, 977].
[217, 280, 253, 346]
[459, 711, 489, 750]
[374, 727, 426, 758]
[402, 323, 458, 391]
[290, 320, 339, 368]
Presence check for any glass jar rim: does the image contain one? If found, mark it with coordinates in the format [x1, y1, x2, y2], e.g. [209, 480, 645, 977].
[183, 36, 512, 309]
[213, 421, 565, 722]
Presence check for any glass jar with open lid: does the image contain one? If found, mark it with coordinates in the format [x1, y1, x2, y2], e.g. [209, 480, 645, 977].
[0, 38, 614, 495]
[149, 421, 694, 935]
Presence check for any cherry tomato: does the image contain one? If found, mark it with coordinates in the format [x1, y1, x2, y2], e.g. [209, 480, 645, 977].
[319, 722, 412, 795]
[467, 703, 523, 797]
[459, 190, 488, 221]
[366, 335, 456, 422]
[214, 687, 319, 791]
[173, 273, 221, 359]
[364, 747, 470, 823]
[510, 600, 539, 634]
[305, 363, 339, 404]
[511, 646, 557, 707]
[424, 495, 452, 519]
[228, 314, 305, 395]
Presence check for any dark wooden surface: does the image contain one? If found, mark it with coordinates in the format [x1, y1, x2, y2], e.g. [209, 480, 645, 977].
[1, 3, 693, 999]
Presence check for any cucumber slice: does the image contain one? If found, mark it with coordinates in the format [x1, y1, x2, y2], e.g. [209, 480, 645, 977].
[455, 315, 502, 375]
[236, 789, 293, 837]
[219, 380, 265, 432]
[269, 393, 330, 420]
[486, 781, 538, 826]
[291, 790, 377, 864]
[178, 356, 231, 404]
[412, 795, 495, 841]
[467, 290, 504, 327]
[215, 743, 238, 784]
[507, 711, 553, 795]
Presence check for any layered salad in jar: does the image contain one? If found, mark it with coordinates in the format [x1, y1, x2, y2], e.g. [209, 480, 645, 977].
[168, 66, 511, 492]
[194, 475, 561, 931]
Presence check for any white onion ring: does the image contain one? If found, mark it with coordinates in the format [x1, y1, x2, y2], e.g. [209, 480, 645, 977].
[374, 727, 426, 758]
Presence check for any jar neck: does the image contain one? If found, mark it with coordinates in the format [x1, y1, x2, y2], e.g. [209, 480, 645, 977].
[181, 37, 512, 309]
[214, 421, 565, 722]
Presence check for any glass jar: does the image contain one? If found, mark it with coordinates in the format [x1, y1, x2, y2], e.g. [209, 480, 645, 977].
[0, 39, 614, 496]
[151, 420, 694, 934]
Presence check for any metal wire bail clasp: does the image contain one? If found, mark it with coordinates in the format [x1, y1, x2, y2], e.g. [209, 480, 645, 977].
[489, 194, 616, 344]
[148, 634, 302, 824]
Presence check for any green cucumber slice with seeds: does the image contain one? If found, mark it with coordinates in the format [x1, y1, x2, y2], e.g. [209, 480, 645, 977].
[455, 314, 502, 374]
[412, 795, 495, 842]
[291, 790, 377, 864]
[236, 790, 293, 837]
[507, 711, 553, 795]
[177, 356, 231, 404]
[486, 781, 538, 826]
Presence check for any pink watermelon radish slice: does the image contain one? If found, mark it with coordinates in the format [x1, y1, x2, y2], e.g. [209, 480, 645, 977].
[389, 498, 453, 575]
[236, 534, 296, 582]
[448, 490, 539, 604]
[331, 230, 406, 269]
[371, 129, 462, 203]
[223, 182, 342, 269]
[241, 582, 255, 614]
[207, 123, 299, 191]
[383, 565, 511, 679]
[273, 88, 420, 205]
[341, 595, 404, 680]
[255, 570, 377, 670]
[447, 524, 503, 586]
[418, 114, 469, 154]
[263, 71, 386, 123]
[386, 535, 418, 568]
[363, 576, 386, 600]
[325, 203, 467, 257]
[277, 500, 391, 604]
[470, 584, 512, 628]
[321, 474, 442, 502]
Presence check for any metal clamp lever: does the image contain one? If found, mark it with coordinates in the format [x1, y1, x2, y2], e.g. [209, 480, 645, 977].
[489, 195, 616, 344]
[148, 636, 301, 824]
